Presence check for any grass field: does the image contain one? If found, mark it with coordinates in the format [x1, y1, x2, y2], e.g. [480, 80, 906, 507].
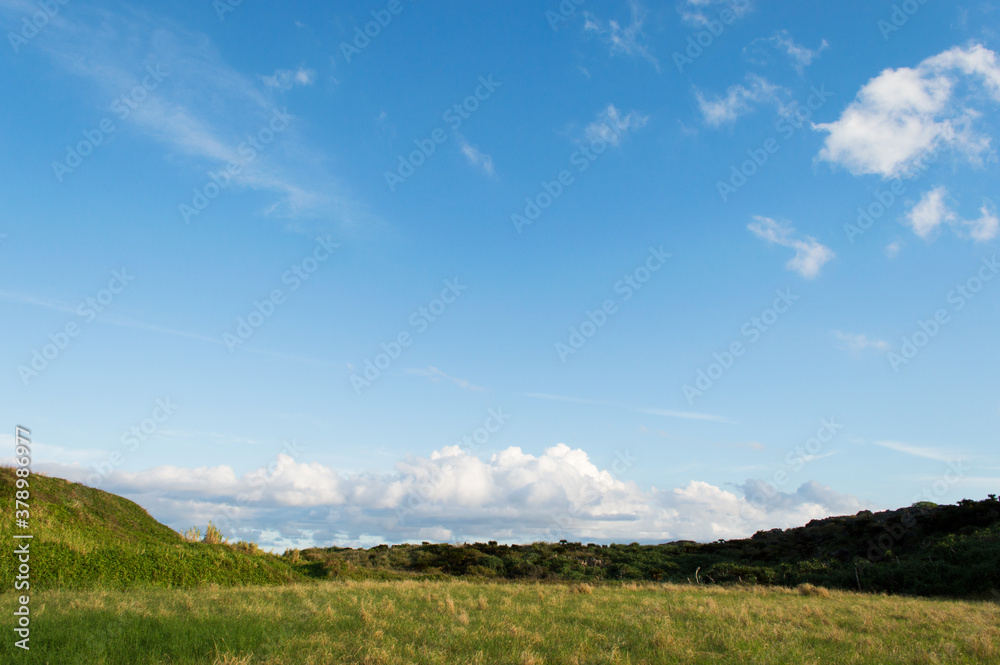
[4, 580, 998, 664]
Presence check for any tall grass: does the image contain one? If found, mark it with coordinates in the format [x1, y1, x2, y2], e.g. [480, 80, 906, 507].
[2, 580, 997, 664]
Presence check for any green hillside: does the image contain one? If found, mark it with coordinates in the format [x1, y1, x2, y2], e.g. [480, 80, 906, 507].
[0, 467, 306, 590]
[295, 495, 1000, 598]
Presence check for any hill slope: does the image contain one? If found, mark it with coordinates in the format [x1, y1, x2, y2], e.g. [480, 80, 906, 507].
[295, 496, 1000, 597]
[0, 467, 306, 590]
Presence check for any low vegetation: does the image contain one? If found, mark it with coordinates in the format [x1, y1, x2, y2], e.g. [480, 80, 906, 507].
[0, 468, 304, 590]
[295, 495, 1000, 598]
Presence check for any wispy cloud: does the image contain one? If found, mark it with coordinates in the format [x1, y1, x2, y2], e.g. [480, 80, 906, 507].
[834, 331, 890, 353]
[873, 440, 964, 462]
[748, 216, 835, 279]
[457, 138, 496, 178]
[526, 394, 736, 424]
[695, 74, 790, 126]
[583, 1, 659, 71]
[680, 0, 753, 27]
[635, 408, 739, 424]
[584, 104, 649, 146]
[407, 367, 484, 391]
[748, 30, 828, 74]
[261, 68, 316, 90]
[6, 4, 369, 224]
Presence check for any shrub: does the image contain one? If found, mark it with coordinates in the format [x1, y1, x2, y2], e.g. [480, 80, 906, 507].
[203, 521, 226, 545]
[798, 584, 831, 598]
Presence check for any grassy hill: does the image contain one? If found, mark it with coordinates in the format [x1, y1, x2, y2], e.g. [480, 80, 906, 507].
[0, 467, 306, 590]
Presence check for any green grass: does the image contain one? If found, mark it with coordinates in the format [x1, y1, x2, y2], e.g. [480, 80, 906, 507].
[2, 580, 998, 664]
[0, 468, 305, 590]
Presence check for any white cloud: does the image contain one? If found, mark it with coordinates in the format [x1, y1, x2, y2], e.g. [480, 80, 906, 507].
[680, 0, 752, 27]
[873, 440, 964, 463]
[906, 186, 956, 239]
[261, 68, 316, 90]
[635, 409, 738, 424]
[583, 1, 659, 71]
[886, 240, 902, 258]
[4, 5, 368, 223]
[904, 187, 998, 242]
[456, 138, 496, 178]
[816, 43, 1000, 178]
[962, 201, 999, 242]
[18, 443, 867, 549]
[754, 30, 828, 74]
[584, 104, 649, 146]
[834, 331, 890, 353]
[406, 366, 484, 391]
[695, 74, 790, 126]
[747, 216, 835, 279]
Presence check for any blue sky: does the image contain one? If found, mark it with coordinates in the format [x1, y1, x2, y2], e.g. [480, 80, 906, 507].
[1, 0, 998, 550]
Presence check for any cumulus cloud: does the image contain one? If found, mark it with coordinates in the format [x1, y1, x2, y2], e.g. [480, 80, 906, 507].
[747, 216, 835, 279]
[904, 187, 998, 242]
[261, 68, 315, 90]
[695, 74, 790, 126]
[962, 202, 1000, 242]
[584, 104, 649, 146]
[906, 187, 956, 239]
[583, 2, 659, 71]
[18, 443, 866, 550]
[815, 44, 1000, 178]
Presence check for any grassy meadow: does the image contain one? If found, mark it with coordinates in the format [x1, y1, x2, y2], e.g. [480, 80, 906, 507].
[3, 579, 999, 664]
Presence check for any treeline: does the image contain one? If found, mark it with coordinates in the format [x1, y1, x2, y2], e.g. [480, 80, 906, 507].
[289, 495, 1000, 598]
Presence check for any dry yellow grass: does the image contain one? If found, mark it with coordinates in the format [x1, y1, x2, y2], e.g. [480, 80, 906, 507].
[3, 580, 998, 664]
